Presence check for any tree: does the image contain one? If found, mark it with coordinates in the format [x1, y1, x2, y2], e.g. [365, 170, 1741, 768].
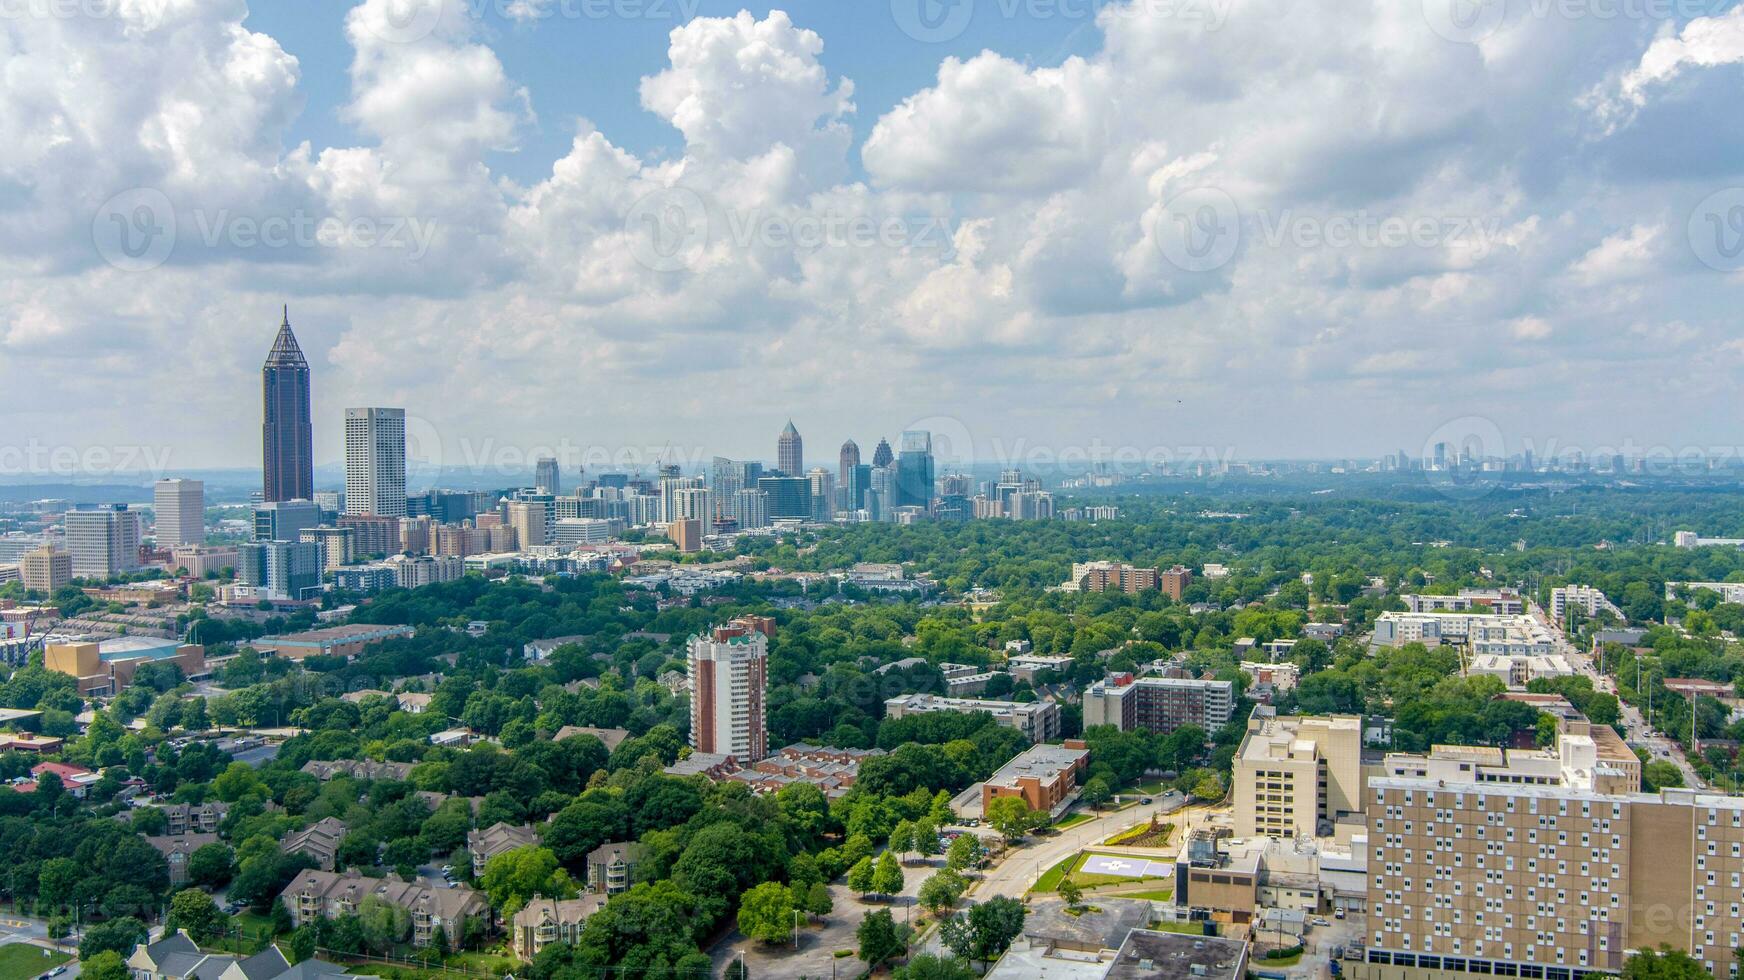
[942, 897, 1026, 966]
[847, 856, 875, 897]
[985, 796, 1041, 842]
[81, 951, 129, 980]
[286, 926, 317, 964]
[187, 843, 236, 889]
[857, 908, 907, 969]
[945, 834, 984, 873]
[872, 851, 904, 899]
[803, 882, 833, 920]
[888, 820, 915, 862]
[79, 917, 147, 960]
[918, 871, 966, 914]
[911, 819, 941, 861]
[1621, 945, 1711, 980]
[1057, 878, 1083, 909]
[165, 889, 226, 943]
[1191, 770, 1226, 801]
[481, 847, 575, 916]
[736, 881, 799, 944]
[1082, 777, 1112, 809]
[1644, 760, 1685, 791]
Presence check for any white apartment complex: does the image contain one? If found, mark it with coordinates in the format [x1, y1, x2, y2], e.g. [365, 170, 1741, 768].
[1548, 584, 1622, 624]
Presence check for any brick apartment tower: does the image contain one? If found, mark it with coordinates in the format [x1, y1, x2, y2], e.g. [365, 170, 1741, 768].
[687, 618, 773, 762]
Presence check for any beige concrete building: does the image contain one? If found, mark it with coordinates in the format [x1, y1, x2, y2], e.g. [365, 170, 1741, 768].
[19, 546, 70, 593]
[1232, 711, 1363, 838]
[1358, 724, 1744, 980]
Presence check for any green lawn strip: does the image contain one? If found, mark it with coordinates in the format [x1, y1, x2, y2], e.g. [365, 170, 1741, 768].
[1030, 854, 1077, 892]
[0, 943, 70, 980]
[1260, 951, 1305, 966]
[1110, 888, 1175, 901]
[1148, 920, 1214, 935]
[1053, 812, 1094, 829]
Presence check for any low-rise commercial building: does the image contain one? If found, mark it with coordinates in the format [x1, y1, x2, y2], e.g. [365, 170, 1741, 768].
[254, 624, 414, 660]
[981, 740, 1090, 818]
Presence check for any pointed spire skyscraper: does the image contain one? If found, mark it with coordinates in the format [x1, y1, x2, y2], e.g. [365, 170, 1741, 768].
[777, 420, 803, 476]
[262, 306, 314, 502]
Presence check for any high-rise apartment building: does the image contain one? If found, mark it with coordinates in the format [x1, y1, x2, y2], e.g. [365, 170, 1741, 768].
[688, 623, 769, 762]
[153, 479, 205, 547]
[65, 506, 141, 579]
[777, 420, 803, 476]
[672, 487, 711, 529]
[667, 518, 703, 553]
[732, 488, 769, 530]
[895, 430, 935, 508]
[1008, 490, 1054, 520]
[1064, 561, 1159, 593]
[1358, 721, 1721, 979]
[1082, 673, 1235, 734]
[1161, 564, 1194, 600]
[344, 408, 407, 518]
[1231, 711, 1363, 838]
[262, 307, 314, 503]
[19, 546, 71, 593]
[237, 540, 321, 601]
[806, 468, 834, 521]
[535, 457, 561, 495]
[299, 526, 355, 571]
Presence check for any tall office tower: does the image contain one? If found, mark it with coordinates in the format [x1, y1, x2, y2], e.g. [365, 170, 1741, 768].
[344, 408, 407, 518]
[19, 546, 71, 593]
[838, 440, 860, 488]
[255, 499, 322, 543]
[688, 623, 769, 762]
[871, 436, 894, 469]
[777, 420, 803, 476]
[806, 468, 835, 521]
[757, 476, 812, 520]
[732, 488, 769, 530]
[895, 430, 935, 508]
[153, 479, 205, 547]
[313, 490, 343, 517]
[846, 463, 871, 512]
[65, 506, 142, 579]
[262, 307, 315, 502]
[237, 540, 321, 601]
[506, 499, 549, 549]
[535, 457, 560, 495]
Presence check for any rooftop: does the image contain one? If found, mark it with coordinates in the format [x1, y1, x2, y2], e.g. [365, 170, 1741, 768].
[986, 743, 1089, 790]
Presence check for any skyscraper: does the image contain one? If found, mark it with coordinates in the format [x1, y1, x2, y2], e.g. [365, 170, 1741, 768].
[262, 306, 314, 502]
[871, 437, 894, 469]
[153, 478, 204, 547]
[535, 457, 560, 495]
[65, 506, 142, 579]
[895, 430, 935, 508]
[344, 408, 407, 518]
[688, 622, 769, 762]
[757, 476, 812, 520]
[777, 420, 803, 476]
[838, 440, 860, 487]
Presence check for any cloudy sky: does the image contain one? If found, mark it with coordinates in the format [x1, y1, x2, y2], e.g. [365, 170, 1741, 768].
[3, 0, 1744, 477]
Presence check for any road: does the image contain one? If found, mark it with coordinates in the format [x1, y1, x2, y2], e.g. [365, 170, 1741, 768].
[1532, 599, 1706, 790]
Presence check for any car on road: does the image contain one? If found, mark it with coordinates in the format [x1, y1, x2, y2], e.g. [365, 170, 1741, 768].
[1140, 798, 1152, 805]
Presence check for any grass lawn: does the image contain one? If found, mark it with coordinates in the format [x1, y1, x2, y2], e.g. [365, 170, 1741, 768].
[1032, 852, 1170, 892]
[1053, 812, 1094, 829]
[0, 943, 70, 980]
[1261, 951, 1305, 967]
[1129, 780, 1167, 795]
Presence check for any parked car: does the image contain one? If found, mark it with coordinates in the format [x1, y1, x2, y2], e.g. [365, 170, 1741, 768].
[1334, 908, 1346, 920]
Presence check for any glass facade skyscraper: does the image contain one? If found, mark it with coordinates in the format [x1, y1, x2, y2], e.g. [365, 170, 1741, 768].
[262, 307, 314, 502]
